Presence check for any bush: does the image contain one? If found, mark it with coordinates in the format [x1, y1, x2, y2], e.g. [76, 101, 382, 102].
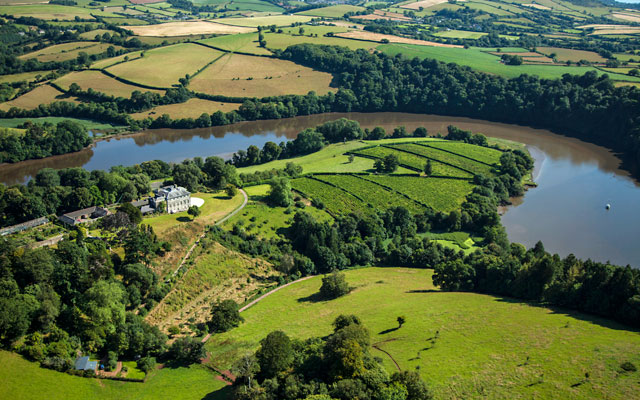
[319, 271, 350, 299]
[137, 356, 156, 373]
[209, 299, 244, 333]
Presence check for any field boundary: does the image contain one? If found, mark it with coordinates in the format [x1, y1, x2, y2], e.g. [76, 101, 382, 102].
[192, 40, 274, 58]
[93, 68, 172, 91]
[187, 51, 228, 80]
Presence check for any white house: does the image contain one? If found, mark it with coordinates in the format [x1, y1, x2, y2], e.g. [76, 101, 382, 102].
[151, 185, 191, 214]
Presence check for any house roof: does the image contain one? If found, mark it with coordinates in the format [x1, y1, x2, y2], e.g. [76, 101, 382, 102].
[63, 206, 97, 219]
[156, 185, 190, 200]
[74, 356, 97, 371]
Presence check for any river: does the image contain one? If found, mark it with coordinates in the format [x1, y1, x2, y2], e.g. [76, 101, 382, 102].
[1, 112, 638, 267]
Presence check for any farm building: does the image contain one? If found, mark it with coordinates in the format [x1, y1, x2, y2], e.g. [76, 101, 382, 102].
[0, 217, 48, 236]
[58, 206, 109, 226]
[151, 185, 191, 214]
[74, 356, 97, 371]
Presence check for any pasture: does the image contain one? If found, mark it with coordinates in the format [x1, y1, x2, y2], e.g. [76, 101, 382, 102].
[0, 71, 45, 84]
[212, 15, 313, 27]
[54, 70, 163, 98]
[131, 98, 240, 120]
[0, 85, 77, 111]
[106, 43, 223, 88]
[433, 29, 488, 39]
[19, 42, 123, 63]
[198, 32, 271, 55]
[0, 4, 115, 20]
[206, 267, 640, 400]
[537, 46, 606, 63]
[188, 53, 336, 98]
[262, 31, 379, 50]
[336, 30, 463, 47]
[0, 351, 229, 400]
[297, 4, 366, 18]
[125, 21, 255, 36]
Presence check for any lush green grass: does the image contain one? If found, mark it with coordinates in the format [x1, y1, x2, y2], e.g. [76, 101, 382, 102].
[0, 117, 123, 130]
[120, 361, 146, 380]
[432, 29, 488, 39]
[422, 141, 504, 165]
[313, 174, 425, 214]
[0, 350, 229, 400]
[198, 32, 271, 55]
[363, 175, 474, 212]
[388, 142, 497, 175]
[206, 267, 640, 399]
[378, 43, 640, 81]
[263, 31, 378, 51]
[291, 177, 370, 216]
[297, 4, 365, 18]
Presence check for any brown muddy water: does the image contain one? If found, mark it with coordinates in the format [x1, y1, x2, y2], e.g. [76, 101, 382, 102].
[1, 112, 638, 267]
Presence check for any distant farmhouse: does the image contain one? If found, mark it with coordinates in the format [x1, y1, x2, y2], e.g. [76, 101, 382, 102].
[150, 185, 191, 214]
[74, 356, 97, 371]
[59, 206, 109, 226]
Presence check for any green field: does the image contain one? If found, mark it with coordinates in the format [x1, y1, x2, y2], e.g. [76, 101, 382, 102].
[378, 43, 640, 82]
[263, 31, 379, 51]
[314, 174, 425, 214]
[0, 4, 117, 19]
[423, 140, 504, 165]
[0, 117, 123, 130]
[198, 32, 271, 55]
[433, 29, 488, 39]
[297, 4, 366, 18]
[205, 267, 640, 400]
[105, 44, 223, 88]
[387, 142, 497, 175]
[0, 351, 229, 400]
[291, 177, 371, 216]
[212, 15, 313, 27]
[363, 175, 474, 212]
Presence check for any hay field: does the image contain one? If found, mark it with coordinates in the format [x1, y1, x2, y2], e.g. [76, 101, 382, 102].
[0, 71, 44, 84]
[54, 70, 163, 98]
[106, 43, 223, 87]
[611, 12, 640, 23]
[19, 42, 124, 62]
[336, 30, 463, 48]
[537, 46, 606, 62]
[0, 85, 78, 111]
[212, 14, 312, 27]
[189, 53, 335, 98]
[125, 20, 255, 36]
[297, 4, 365, 18]
[131, 98, 240, 120]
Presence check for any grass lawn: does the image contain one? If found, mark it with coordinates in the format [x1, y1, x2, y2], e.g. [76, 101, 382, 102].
[206, 267, 640, 400]
[119, 361, 146, 380]
[54, 70, 163, 98]
[0, 350, 230, 400]
[378, 43, 640, 82]
[105, 43, 223, 88]
[189, 53, 336, 98]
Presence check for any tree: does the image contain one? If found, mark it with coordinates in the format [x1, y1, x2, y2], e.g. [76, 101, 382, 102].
[413, 127, 428, 137]
[397, 316, 406, 328]
[267, 177, 293, 207]
[424, 160, 433, 176]
[319, 271, 350, 299]
[383, 154, 399, 173]
[187, 205, 201, 220]
[233, 353, 260, 390]
[118, 202, 142, 225]
[168, 336, 206, 365]
[209, 299, 244, 332]
[225, 184, 238, 197]
[256, 330, 293, 379]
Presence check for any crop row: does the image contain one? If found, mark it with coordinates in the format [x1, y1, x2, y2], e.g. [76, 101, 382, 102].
[362, 176, 474, 213]
[291, 177, 370, 215]
[314, 174, 425, 214]
[387, 143, 496, 176]
[422, 141, 504, 166]
[352, 146, 472, 178]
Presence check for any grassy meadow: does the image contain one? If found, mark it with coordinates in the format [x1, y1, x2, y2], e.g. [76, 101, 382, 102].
[54, 70, 163, 98]
[0, 85, 77, 111]
[206, 267, 640, 400]
[18, 42, 124, 62]
[130, 98, 240, 120]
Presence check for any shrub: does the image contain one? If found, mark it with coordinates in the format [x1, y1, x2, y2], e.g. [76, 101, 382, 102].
[319, 271, 350, 299]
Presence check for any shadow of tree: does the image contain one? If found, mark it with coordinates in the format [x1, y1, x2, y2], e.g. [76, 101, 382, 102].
[378, 326, 400, 335]
[177, 216, 192, 222]
[297, 292, 326, 303]
[201, 385, 234, 400]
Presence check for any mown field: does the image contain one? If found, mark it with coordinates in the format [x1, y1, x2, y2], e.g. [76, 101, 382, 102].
[18, 42, 124, 62]
[105, 43, 223, 88]
[206, 267, 640, 400]
[0, 85, 77, 111]
[188, 53, 336, 98]
[54, 70, 163, 98]
[0, 351, 229, 400]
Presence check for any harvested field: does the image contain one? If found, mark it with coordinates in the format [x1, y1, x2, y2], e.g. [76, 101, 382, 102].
[189, 53, 335, 98]
[400, 0, 454, 10]
[611, 12, 640, 23]
[352, 9, 412, 21]
[0, 85, 78, 111]
[537, 46, 606, 62]
[522, 3, 550, 10]
[124, 20, 254, 36]
[212, 15, 312, 27]
[335, 31, 462, 48]
[19, 42, 124, 62]
[54, 70, 163, 98]
[106, 43, 223, 88]
[131, 98, 240, 120]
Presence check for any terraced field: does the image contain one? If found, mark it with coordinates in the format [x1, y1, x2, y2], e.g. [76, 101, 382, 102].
[363, 175, 474, 212]
[387, 143, 497, 175]
[423, 141, 504, 165]
[352, 145, 473, 178]
[313, 174, 425, 214]
[291, 177, 370, 215]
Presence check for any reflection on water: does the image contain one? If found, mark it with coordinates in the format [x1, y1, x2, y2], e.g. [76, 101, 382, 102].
[0, 112, 638, 267]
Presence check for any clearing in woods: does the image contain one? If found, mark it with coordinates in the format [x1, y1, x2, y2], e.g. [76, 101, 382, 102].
[124, 20, 255, 36]
[105, 43, 223, 88]
[54, 70, 163, 98]
[205, 267, 640, 400]
[188, 53, 336, 98]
